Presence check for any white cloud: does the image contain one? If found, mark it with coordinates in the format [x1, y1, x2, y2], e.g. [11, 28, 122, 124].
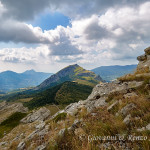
[0, 46, 50, 64]
[0, 1, 150, 72]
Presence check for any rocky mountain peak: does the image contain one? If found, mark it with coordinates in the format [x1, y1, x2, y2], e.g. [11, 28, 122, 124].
[137, 47, 150, 73]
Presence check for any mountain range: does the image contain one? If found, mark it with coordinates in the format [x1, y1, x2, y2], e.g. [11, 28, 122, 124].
[35, 64, 103, 91]
[1, 64, 102, 105]
[0, 64, 137, 92]
[0, 70, 52, 92]
[91, 64, 137, 81]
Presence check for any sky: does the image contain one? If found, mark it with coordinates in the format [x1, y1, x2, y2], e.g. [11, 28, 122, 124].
[0, 0, 150, 73]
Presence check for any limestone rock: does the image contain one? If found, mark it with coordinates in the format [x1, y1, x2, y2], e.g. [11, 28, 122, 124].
[17, 141, 25, 150]
[127, 81, 143, 88]
[146, 123, 150, 130]
[27, 123, 49, 140]
[123, 114, 131, 125]
[123, 92, 138, 99]
[36, 145, 46, 150]
[137, 127, 145, 132]
[21, 107, 50, 123]
[144, 47, 150, 55]
[35, 122, 46, 130]
[137, 47, 150, 72]
[88, 81, 138, 100]
[69, 119, 81, 132]
[137, 124, 150, 132]
[0, 142, 7, 146]
[64, 103, 78, 116]
[94, 97, 107, 108]
[38, 128, 48, 136]
[120, 103, 136, 116]
[72, 119, 81, 128]
[27, 130, 38, 140]
[58, 128, 66, 137]
[137, 54, 147, 61]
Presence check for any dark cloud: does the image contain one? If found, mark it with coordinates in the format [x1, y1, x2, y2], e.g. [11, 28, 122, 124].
[1, 0, 149, 21]
[0, 19, 50, 43]
[84, 19, 109, 40]
[50, 41, 83, 56]
[1, 0, 51, 21]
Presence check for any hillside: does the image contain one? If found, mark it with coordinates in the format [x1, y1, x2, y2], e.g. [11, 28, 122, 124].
[0, 64, 102, 103]
[24, 81, 93, 109]
[92, 65, 137, 82]
[35, 64, 103, 90]
[0, 47, 150, 150]
[0, 70, 52, 92]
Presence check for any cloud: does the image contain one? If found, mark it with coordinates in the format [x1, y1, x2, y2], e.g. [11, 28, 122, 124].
[1, 0, 149, 20]
[71, 2, 150, 59]
[49, 41, 83, 56]
[0, 0, 150, 72]
[0, 0, 150, 46]
[0, 46, 50, 63]
[1, 0, 51, 21]
[48, 26, 83, 56]
[0, 17, 52, 43]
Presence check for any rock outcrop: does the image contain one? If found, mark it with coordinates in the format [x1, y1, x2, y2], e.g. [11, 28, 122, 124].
[123, 114, 131, 125]
[51, 80, 143, 118]
[120, 103, 136, 116]
[17, 141, 25, 150]
[137, 47, 150, 72]
[21, 107, 50, 123]
[0, 102, 28, 124]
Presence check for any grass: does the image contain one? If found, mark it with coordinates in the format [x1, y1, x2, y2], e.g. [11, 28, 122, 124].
[46, 104, 66, 116]
[118, 66, 150, 82]
[53, 113, 67, 123]
[15, 97, 33, 103]
[52, 78, 150, 149]
[0, 112, 27, 138]
[75, 79, 98, 87]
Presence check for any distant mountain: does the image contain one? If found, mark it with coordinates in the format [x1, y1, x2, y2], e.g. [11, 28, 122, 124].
[24, 81, 93, 109]
[91, 65, 137, 82]
[0, 70, 52, 92]
[35, 64, 103, 90]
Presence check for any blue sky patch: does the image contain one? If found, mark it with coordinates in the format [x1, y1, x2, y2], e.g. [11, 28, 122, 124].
[31, 12, 71, 30]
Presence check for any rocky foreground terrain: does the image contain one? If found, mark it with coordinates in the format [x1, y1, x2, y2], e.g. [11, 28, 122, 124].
[0, 47, 150, 150]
